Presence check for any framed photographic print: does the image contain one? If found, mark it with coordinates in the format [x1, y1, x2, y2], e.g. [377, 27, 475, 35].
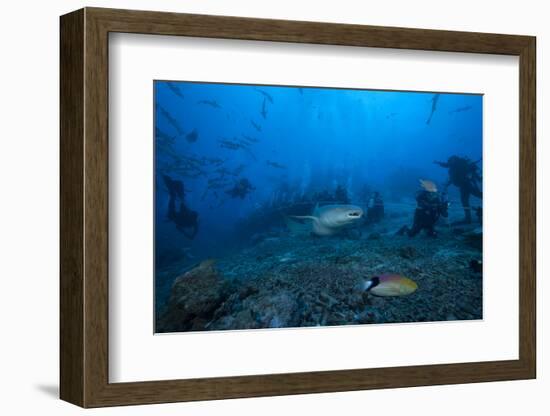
[60, 7, 536, 408]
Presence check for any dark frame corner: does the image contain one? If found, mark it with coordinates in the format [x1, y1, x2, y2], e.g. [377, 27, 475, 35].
[60, 7, 536, 408]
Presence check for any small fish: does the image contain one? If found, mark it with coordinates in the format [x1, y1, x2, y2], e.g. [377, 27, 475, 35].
[185, 128, 199, 143]
[166, 82, 184, 99]
[298, 88, 303, 95]
[220, 143, 239, 150]
[266, 160, 286, 169]
[254, 88, 274, 103]
[242, 134, 259, 144]
[362, 274, 418, 297]
[250, 120, 262, 132]
[260, 98, 268, 119]
[236, 138, 252, 148]
[419, 179, 438, 193]
[157, 105, 184, 135]
[181, 155, 204, 166]
[426, 93, 440, 125]
[218, 139, 240, 150]
[449, 105, 472, 114]
[198, 99, 221, 109]
[218, 137, 256, 159]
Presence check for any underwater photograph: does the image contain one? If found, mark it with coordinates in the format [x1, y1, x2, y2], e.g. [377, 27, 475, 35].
[154, 80, 483, 333]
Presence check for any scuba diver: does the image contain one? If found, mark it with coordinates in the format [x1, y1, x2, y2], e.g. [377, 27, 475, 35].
[397, 179, 449, 238]
[366, 191, 384, 224]
[226, 178, 255, 199]
[163, 174, 199, 239]
[434, 155, 482, 224]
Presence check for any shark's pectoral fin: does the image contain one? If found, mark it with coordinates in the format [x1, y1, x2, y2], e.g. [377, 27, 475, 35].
[285, 215, 319, 235]
[289, 215, 317, 221]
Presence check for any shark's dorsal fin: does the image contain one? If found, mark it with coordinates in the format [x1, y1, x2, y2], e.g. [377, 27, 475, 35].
[313, 203, 321, 216]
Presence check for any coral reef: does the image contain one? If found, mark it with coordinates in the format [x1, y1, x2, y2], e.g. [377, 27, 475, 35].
[156, 259, 235, 332]
[157, 214, 483, 332]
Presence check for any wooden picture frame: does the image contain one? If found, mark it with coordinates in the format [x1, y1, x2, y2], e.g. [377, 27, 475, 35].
[60, 7, 536, 408]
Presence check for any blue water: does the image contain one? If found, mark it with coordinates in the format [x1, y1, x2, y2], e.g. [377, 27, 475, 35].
[154, 80, 482, 322]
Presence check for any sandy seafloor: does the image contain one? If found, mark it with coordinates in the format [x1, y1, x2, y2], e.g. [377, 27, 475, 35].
[155, 203, 482, 333]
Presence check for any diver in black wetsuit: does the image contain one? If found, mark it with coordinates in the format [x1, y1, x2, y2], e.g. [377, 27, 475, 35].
[163, 174, 199, 239]
[366, 191, 384, 224]
[397, 181, 449, 238]
[226, 178, 255, 199]
[434, 155, 482, 224]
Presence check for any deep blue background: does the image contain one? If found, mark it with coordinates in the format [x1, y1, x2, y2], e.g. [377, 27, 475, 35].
[154, 80, 482, 270]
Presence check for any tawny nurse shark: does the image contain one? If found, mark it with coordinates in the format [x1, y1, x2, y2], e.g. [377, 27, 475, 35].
[287, 203, 364, 236]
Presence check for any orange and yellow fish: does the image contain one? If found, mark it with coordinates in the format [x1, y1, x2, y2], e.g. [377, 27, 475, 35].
[419, 179, 438, 193]
[363, 273, 418, 297]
